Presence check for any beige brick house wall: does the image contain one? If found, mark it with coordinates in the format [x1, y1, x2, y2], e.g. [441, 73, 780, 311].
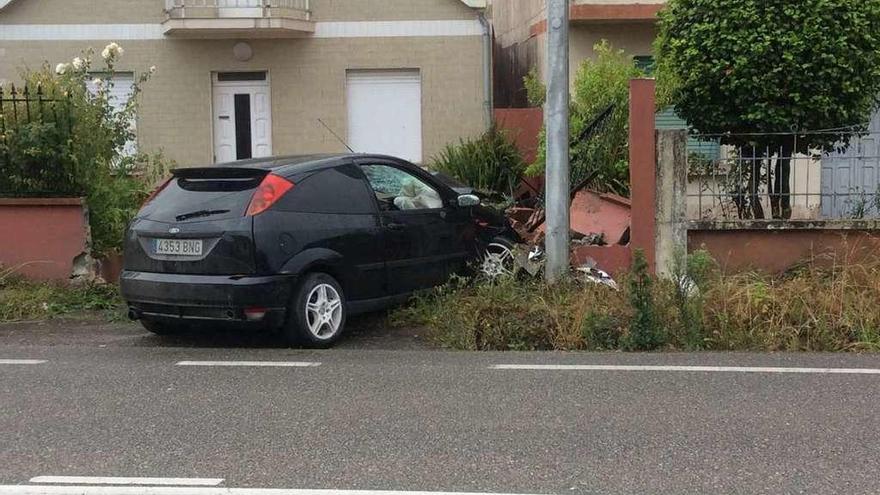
[0, 0, 486, 166]
[0, 0, 166, 24]
[490, 0, 543, 48]
[0, 0, 477, 24]
[489, 0, 662, 90]
[569, 22, 657, 76]
[311, 0, 477, 21]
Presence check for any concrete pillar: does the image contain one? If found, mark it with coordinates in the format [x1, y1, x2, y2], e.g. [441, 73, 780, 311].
[655, 129, 688, 278]
[628, 79, 657, 272]
[544, 0, 570, 283]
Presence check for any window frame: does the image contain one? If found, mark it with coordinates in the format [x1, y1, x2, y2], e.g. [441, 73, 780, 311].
[354, 158, 452, 214]
[87, 71, 138, 158]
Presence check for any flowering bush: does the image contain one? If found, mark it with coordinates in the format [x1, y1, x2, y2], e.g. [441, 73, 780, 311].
[0, 43, 172, 255]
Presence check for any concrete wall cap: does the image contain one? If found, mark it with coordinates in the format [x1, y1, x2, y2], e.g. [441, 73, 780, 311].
[0, 197, 85, 206]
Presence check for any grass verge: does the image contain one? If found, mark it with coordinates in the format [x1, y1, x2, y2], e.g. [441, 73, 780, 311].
[0, 277, 124, 323]
[391, 251, 880, 352]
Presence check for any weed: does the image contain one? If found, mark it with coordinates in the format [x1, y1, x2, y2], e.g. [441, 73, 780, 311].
[623, 249, 664, 350]
[392, 251, 880, 353]
[0, 278, 123, 322]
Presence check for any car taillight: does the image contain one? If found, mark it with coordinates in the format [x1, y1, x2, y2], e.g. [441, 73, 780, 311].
[141, 177, 172, 208]
[246, 173, 295, 217]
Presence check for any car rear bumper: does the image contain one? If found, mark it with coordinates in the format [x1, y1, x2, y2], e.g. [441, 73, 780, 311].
[120, 270, 293, 325]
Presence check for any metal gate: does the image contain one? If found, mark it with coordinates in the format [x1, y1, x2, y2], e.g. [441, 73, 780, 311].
[821, 111, 880, 218]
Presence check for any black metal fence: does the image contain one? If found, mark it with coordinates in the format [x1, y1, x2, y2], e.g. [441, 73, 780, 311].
[0, 83, 80, 197]
[687, 129, 880, 221]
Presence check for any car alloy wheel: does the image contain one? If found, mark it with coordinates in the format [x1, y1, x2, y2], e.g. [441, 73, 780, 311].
[305, 283, 343, 339]
[481, 242, 515, 278]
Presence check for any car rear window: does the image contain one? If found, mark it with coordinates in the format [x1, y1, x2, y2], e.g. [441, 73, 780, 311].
[139, 176, 261, 223]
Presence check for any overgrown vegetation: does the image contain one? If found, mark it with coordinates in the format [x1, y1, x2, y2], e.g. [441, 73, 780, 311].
[526, 41, 644, 196]
[430, 125, 525, 197]
[522, 67, 546, 108]
[0, 275, 124, 322]
[392, 252, 880, 352]
[0, 45, 171, 255]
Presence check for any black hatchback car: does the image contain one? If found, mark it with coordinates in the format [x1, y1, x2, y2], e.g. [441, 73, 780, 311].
[121, 154, 517, 347]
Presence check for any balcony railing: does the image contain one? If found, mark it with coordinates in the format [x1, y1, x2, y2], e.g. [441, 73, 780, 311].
[163, 0, 313, 36]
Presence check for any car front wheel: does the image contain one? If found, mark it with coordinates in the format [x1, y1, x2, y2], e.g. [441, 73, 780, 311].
[480, 237, 516, 279]
[282, 272, 347, 348]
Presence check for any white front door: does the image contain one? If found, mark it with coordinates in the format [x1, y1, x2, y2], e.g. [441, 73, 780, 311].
[346, 70, 423, 163]
[212, 73, 272, 163]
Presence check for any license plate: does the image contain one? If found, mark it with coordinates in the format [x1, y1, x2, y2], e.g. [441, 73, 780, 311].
[154, 238, 203, 256]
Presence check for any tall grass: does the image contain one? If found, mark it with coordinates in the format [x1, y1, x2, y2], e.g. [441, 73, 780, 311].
[392, 254, 880, 352]
[0, 276, 122, 322]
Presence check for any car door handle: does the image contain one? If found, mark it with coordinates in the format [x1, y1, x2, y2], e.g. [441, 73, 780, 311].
[385, 222, 406, 231]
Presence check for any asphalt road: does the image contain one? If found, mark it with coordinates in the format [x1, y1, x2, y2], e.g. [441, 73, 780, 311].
[2, 318, 880, 494]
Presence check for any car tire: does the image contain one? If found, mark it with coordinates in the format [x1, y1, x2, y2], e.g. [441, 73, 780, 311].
[281, 272, 347, 348]
[140, 319, 186, 336]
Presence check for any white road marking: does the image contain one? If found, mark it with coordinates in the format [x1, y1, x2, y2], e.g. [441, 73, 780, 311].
[0, 487, 539, 495]
[28, 477, 223, 486]
[490, 364, 880, 375]
[175, 361, 321, 368]
[0, 359, 46, 365]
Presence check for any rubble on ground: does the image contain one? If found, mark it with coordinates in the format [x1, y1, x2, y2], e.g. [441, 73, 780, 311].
[498, 185, 633, 288]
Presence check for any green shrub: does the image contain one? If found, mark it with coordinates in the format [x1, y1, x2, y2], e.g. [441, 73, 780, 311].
[527, 40, 644, 195]
[430, 125, 525, 197]
[523, 66, 545, 107]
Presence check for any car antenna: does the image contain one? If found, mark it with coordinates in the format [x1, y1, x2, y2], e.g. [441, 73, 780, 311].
[317, 118, 355, 153]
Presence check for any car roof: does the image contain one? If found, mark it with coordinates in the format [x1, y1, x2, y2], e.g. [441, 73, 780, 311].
[216, 153, 412, 175]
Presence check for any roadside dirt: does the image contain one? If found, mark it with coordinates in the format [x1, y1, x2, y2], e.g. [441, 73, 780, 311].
[0, 312, 434, 350]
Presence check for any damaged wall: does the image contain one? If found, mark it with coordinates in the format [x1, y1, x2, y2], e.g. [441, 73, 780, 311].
[0, 198, 90, 281]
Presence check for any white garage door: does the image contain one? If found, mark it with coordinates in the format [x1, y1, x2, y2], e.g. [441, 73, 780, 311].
[346, 70, 422, 163]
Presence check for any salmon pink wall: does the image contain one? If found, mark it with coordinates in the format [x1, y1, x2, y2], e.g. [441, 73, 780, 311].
[0, 198, 89, 281]
[689, 228, 880, 274]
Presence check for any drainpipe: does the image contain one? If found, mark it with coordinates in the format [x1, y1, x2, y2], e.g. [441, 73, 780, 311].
[477, 11, 493, 129]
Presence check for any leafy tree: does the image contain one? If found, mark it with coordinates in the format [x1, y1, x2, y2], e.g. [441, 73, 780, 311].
[656, 0, 880, 219]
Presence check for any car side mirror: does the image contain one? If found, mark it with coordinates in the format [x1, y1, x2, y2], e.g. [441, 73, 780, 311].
[457, 194, 480, 207]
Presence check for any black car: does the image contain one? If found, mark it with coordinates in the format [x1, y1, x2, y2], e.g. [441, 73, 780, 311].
[121, 154, 518, 347]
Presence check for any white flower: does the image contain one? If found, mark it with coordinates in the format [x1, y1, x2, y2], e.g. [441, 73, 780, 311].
[149, 65, 157, 74]
[55, 63, 69, 75]
[101, 42, 123, 60]
[72, 57, 84, 70]
[92, 78, 104, 87]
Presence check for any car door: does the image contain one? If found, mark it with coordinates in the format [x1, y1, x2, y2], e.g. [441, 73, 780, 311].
[258, 163, 386, 302]
[356, 160, 474, 295]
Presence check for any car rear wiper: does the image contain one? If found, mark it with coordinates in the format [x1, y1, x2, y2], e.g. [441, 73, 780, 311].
[175, 209, 231, 221]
